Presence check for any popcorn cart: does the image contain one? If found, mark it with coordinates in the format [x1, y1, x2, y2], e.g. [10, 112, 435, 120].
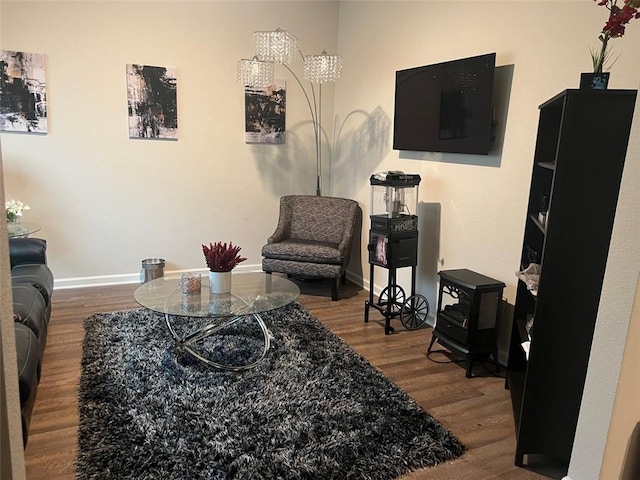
[364, 172, 429, 334]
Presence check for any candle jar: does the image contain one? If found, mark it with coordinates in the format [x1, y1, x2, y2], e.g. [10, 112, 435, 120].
[181, 272, 202, 295]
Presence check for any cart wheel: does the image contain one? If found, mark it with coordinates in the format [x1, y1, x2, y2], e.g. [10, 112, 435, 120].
[378, 285, 406, 314]
[400, 294, 430, 330]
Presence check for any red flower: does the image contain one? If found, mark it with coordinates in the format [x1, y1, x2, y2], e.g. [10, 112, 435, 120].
[591, 0, 640, 72]
[598, 0, 640, 38]
[202, 242, 247, 272]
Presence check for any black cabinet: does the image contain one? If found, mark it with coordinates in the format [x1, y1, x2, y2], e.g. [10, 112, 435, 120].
[507, 89, 637, 473]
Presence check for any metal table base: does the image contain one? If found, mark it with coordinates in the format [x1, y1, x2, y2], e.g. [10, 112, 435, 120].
[163, 308, 273, 372]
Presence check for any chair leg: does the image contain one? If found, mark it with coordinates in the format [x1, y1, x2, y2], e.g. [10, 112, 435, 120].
[332, 279, 339, 301]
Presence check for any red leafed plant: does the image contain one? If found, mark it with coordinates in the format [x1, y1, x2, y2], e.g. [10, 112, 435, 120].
[591, 0, 640, 72]
[202, 242, 247, 272]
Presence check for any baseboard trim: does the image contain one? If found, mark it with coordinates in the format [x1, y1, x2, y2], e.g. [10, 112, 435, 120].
[54, 273, 143, 290]
[55, 266, 369, 291]
[54, 266, 249, 290]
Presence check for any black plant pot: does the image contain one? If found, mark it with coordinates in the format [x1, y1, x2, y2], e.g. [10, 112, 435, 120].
[580, 72, 610, 90]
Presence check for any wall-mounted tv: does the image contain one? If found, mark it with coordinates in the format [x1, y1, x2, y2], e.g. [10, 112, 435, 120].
[393, 53, 496, 155]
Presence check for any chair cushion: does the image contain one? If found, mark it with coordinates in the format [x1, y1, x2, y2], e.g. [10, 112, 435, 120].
[262, 239, 343, 264]
[262, 258, 343, 279]
[12, 263, 54, 306]
[286, 196, 358, 245]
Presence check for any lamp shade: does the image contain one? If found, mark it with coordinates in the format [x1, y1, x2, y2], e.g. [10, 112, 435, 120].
[254, 28, 298, 65]
[304, 51, 343, 84]
[237, 57, 274, 88]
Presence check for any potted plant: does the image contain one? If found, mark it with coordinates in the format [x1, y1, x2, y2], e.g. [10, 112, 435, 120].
[583, 0, 640, 89]
[202, 241, 247, 294]
[6, 199, 30, 223]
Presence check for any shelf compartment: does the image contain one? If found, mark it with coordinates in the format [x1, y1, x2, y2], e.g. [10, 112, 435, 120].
[529, 214, 547, 234]
[537, 161, 556, 170]
[515, 317, 531, 344]
[507, 369, 525, 432]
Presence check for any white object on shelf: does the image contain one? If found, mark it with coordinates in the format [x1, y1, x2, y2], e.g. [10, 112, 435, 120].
[516, 263, 541, 296]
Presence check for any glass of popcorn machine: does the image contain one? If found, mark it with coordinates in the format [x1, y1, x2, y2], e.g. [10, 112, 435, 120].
[368, 171, 420, 268]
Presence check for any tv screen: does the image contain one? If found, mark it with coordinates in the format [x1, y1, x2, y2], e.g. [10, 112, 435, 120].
[393, 53, 496, 155]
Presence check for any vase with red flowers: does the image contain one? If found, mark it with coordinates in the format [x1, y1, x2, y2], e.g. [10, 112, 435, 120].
[202, 241, 247, 294]
[582, 0, 640, 89]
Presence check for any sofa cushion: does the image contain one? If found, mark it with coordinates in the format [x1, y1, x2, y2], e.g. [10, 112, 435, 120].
[12, 263, 54, 307]
[13, 284, 48, 355]
[14, 322, 41, 447]
[15, 322, 41, 404]
[9, 238, 47, 268]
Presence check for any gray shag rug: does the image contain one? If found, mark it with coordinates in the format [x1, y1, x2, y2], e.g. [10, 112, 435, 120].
[77, 303, 464, 479]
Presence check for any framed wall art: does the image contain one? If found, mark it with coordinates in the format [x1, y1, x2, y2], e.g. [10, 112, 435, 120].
[127, 64, 178, 140]
[0, 50, 47, 134]
[244, 79, 285, 144]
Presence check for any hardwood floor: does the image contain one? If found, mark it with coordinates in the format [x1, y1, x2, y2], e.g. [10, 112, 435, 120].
[24, 278, 554, 479]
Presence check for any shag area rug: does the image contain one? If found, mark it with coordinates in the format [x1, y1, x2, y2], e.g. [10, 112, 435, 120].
[77, 303, 464, 479]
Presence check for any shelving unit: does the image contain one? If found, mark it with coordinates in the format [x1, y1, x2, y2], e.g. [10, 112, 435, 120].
[507, 89, 637, 474]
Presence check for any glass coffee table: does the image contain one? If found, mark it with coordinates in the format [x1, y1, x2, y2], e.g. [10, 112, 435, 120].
[134, 272, 299, 371]
[8, 221, 42, 239]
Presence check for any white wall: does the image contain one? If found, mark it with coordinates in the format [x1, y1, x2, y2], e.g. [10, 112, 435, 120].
[599, 279, 640, 479]
[333, 0, 640, 305]
[0, 1, 340, 287]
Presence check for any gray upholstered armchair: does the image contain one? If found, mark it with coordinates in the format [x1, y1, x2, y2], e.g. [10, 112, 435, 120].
[261, 195, 359, 301]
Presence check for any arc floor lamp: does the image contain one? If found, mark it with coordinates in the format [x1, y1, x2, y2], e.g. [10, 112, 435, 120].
[237, 28, 343, 196]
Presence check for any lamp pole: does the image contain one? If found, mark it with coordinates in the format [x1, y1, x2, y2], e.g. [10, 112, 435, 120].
[283, 54, 322, 196]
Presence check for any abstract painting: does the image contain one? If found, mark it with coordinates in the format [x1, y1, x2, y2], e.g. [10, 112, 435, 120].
[127, 64, 177, 140]
[0, 51, 47, 133]
[244, 80, 285, 144]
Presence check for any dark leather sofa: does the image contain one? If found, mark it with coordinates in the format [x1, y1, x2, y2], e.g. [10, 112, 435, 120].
[10, 237, 54, 446]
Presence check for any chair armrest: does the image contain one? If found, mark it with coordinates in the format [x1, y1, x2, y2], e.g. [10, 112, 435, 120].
[267, 199, 293, 243]
[267, 225, 288, 244]
[336, 205, 359, 254]
[9, 238, 47, 268]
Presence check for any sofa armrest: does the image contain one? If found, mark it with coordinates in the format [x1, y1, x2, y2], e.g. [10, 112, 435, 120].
[9, 238, 47, 268]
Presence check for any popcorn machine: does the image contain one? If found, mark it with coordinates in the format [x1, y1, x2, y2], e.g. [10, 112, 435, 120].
[364, 172, 429, 334]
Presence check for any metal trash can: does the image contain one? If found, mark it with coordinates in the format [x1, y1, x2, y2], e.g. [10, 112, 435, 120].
[141, 258, 165, 283]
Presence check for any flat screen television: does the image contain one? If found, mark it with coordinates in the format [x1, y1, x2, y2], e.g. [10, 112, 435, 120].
[393, 53, 496, 155]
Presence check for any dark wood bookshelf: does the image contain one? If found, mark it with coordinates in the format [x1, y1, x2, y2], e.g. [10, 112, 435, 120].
[507, 89, 637, 475]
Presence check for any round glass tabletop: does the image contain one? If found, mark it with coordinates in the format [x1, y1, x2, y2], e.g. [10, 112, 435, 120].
[7, 221, 42, 239]
[134, 271, 300, 318]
